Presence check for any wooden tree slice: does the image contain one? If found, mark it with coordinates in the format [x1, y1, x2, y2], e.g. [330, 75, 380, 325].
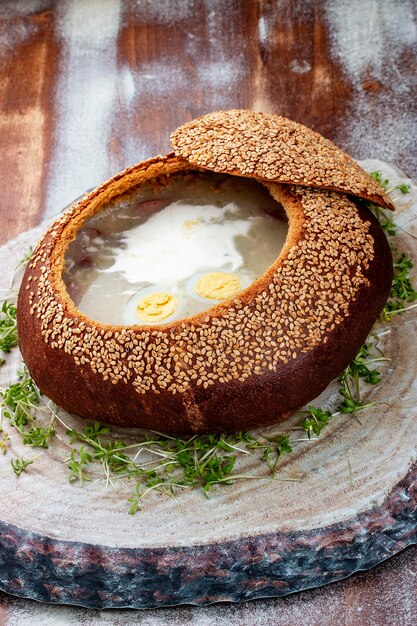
[0, 161, 416, 609]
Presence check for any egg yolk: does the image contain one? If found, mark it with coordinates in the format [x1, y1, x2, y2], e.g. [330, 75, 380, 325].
[195, 272, 242, 300]
[136, 292, 176, 323]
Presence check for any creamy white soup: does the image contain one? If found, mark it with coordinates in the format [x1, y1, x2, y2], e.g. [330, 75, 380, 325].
[63, 172, 288, 325]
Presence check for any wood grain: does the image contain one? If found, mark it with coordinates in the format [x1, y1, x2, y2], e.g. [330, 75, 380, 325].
[251, 0, 352, 131]
[0, 2, 58, 245]
[1, 0, 416, 245]
[115, 0, 259, 158]
[0, 0, 416, 623]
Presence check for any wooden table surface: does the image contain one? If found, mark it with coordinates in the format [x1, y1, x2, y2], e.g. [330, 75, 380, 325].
[0, 1, 416, 624]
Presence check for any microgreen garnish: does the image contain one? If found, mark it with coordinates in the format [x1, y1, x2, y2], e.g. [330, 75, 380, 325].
[241, 432, 293, 473]
[1, 367, 40, 428]
[0, 430, 10, 455]
[371, 170, 390, 191]
[382, 252, 417, 320]
[300, 406, 332, 439]
[366, 172, 417, 318]
[0, 368, 56, 448]
[15, 247, 33, 269]
[367, 171, 412, 238]
[370, 170, 411, 195]
[9, 246, 33, 289]
[337, 342, 391, 415]
[62, 423, 298, 510]
[11, 455, 39, 476]
[397, 183, 411, 195]
[68, 446, 93, 485]
[369, 204, 398, 236]
[0, 301, 18, 354]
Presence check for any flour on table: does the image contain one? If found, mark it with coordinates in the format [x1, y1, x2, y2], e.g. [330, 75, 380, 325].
[0, 0, 50, 49]
[134, 0, 195, 25]
[325, 0, 416, 81]
[324, 0, 417, 169]
[45, 0, 122, 217]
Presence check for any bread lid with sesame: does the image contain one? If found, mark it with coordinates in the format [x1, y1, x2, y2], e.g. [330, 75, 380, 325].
[171, 109, 394, 211]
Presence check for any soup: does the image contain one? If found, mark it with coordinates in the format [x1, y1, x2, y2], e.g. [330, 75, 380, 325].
[63, 172, 288, 325]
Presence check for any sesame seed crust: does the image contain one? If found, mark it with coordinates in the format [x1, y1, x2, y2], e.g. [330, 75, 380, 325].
[17, 132, 393, 434]
[171, 110, 394, 211]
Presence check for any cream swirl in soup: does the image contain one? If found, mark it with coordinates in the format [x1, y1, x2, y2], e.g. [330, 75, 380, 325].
[63, 172, 288, 325]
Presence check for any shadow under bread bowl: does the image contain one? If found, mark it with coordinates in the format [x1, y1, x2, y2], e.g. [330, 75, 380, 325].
[17, 111, 393, 434]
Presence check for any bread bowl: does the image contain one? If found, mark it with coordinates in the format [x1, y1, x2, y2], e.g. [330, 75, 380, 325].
[17, 110, 393, 434]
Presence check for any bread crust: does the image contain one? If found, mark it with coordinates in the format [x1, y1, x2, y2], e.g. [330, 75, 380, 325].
[17, 151, 393, 434]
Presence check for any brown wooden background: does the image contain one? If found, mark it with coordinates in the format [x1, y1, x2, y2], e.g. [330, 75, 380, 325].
[0, 0, 416, 624]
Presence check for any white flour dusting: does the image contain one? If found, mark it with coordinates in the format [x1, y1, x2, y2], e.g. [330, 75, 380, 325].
[325, 0, 416, 81]
[50, 0, 250, 192]
[45, 0, 122, 217]
[119, 64, 136, 107]
[324, 0, 417, 170]
[258, 13, 267, 46]
[134, 0, 195, 25]
[128, 0, 249, 155]
[133, 61, 188, 98]
[0, 0, 50, 49]
[289, 59, 312, 74]
[200, 3, 249, 108]
[198, 57, 247, 90]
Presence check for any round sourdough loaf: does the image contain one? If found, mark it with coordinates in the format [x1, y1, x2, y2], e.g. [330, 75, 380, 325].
[17, 111, 393, 433]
